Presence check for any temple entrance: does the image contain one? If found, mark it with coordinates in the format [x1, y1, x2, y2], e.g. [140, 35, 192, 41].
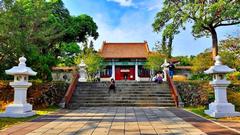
[115, 66, 135, 80]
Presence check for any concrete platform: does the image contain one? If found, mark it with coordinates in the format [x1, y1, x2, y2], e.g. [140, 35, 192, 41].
[0, 107, 239, 135]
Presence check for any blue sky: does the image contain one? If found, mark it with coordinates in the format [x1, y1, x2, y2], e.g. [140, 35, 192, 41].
[62, 0, 239, 56]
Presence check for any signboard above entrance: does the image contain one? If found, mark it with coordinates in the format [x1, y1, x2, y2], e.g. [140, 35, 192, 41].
[120, 69, 130, 72]
[105, 61, 145, 66]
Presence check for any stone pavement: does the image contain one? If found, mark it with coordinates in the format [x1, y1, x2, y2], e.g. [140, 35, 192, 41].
[0, 107, 239, 135]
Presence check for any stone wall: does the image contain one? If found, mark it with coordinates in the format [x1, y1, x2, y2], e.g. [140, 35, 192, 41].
[0, 81, 68, 110]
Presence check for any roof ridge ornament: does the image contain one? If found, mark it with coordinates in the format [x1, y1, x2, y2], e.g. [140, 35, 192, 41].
[18, 56, 27, 67]
[214, 55, 222, 66]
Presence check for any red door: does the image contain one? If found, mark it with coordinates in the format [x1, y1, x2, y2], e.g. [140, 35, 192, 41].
[129, 67, 135, 80]
[115, 66, 135, 80]
[115, 67, 121, 80]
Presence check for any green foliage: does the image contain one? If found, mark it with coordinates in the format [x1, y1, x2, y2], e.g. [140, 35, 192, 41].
[190, 73, 212, 81]
[145, 52, 166, 71]
[57, 42, 81, 66]
[153, 0, 240, 57]
[175, 56, 194, 66]
[185, 106, 214, 119]
[191, 51, 213, 73]
[154, 35, 174, 58]
[227, 72, 240, 82]
[219, 35, 240, 70]
[82, 53, 104, 81]
[0, 0, 98, 80]
[75, 41, 104, 81]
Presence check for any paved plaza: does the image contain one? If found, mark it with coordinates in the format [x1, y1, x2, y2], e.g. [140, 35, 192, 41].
[1, 107, 239, 135]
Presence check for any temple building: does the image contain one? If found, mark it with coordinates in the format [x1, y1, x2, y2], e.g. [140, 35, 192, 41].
[99, 41, 151, 81]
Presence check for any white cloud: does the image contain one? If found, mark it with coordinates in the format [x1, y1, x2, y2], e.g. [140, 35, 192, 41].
[92, 11, 160, 51]
[107, 0, 133, 7]
[137, 0, 162, 11]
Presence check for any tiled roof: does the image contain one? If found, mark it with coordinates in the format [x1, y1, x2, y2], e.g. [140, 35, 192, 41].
[175, 66, 192, 70]
[52, 66, 77, 71]
[99, 41, 150, 59]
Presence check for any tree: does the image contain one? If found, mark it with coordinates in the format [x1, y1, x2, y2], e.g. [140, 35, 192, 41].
[175, 56, 194, 66]
[191, 50, 213, 73]
[154, 35, 174, 58]
[153, 0, 240, 58]
[0, 0, 99, 80]
[145, 52, 166, 71]
[83, 53, 104, 81]
[219, 35, 240, 70]
[57, 42, 81, 66]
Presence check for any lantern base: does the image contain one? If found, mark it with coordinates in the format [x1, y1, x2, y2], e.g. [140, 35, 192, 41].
[78, 78, 87, 82]
[205, 102, 240, 118]
[0, 103, 35, 118]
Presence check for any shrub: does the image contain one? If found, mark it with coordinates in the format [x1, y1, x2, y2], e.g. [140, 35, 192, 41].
[0, 80, 68, 110]
[227, 72, 240, 82]
[175, 80, 240, 111]
[189, 73, 212, 81]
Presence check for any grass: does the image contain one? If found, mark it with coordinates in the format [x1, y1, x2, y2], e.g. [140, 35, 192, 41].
[185, 106, 240, 121]
[184, 106, 214, 120]
[0, 105, 60, 130]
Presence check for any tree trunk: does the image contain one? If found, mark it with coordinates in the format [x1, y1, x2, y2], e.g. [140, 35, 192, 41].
[211, 28, 218, 59]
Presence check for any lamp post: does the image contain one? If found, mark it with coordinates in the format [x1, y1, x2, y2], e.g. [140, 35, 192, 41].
[204, 56, 240, 118]
[161, 59, 169, 82]
[0, 56, 37, 117]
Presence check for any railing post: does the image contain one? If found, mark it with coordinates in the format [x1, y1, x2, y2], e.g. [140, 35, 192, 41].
[166, 72, 181, 107]
[62, 74, 79, 108]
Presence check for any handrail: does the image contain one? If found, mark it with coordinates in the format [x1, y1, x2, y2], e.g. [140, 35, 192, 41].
[166, 72, 179, 107]
[64, 74, 79, 108]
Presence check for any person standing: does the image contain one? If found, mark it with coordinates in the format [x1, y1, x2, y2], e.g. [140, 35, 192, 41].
[108, 78, 116, 94]
[168, 62, 175, 79]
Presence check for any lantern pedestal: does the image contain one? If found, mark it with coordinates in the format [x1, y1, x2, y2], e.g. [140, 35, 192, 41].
[161, 59, 169, 82]
[204, 80, 240, 118]
[0, 56, 37, 118]
[204, 56, 240, 118]
[2, 82, 35, 117]
[78, 60, 87, 82]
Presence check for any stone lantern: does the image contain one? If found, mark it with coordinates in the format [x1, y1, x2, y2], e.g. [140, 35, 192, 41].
[204, 55, 240, 118]
[78, 60, 87, 82]
[161, 59, 169, 81]
[0, 56, 37, 117]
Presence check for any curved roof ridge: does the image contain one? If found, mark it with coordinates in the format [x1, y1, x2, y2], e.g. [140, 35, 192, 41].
[99, 41, 150, 59]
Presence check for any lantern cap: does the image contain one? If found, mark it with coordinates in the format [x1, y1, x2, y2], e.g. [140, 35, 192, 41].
[5, 56, 37, 76]
[79, 60, 86, 67]
[204, 56, 235, 74]
[161, 59, 169, 67]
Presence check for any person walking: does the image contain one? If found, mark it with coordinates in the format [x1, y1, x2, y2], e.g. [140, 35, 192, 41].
[168, 62, 175, 79]
[108, 78, 116, 94]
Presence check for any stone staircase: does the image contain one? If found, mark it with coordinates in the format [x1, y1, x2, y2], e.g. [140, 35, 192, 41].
[68, 81, 175, 109]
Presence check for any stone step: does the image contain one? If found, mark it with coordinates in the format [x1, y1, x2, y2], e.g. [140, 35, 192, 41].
[76, 87, 169, 90]
[78, 83, 168, 87]
[71, 100, 175, 104]
[71, 97, 173, 100]
[68, 81, 175, 108]
[73, 94, 172, 97]
[77, 87, 169, 89]
[69, 103, 175, 109]
[75, 92, 171, 95]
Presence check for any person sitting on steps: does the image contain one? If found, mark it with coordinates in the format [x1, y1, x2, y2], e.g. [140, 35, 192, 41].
[154, 72, 163, 84]
[108, 78, 116, 95]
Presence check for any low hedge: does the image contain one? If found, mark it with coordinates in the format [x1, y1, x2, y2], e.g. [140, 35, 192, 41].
[0, 80, 68, 110]
[175, 80, 240, 111]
